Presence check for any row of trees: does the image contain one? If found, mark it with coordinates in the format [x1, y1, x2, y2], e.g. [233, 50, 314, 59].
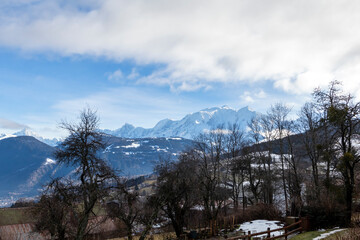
[31, 81, 360, 239]
[153, 80, 360, 233]
[301, 81, 360, 225]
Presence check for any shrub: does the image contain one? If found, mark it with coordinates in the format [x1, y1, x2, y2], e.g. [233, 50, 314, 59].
[301, 204, 348, 229]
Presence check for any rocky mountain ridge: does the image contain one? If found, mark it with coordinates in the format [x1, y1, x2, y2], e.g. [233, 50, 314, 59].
[103, 106, 258, 139]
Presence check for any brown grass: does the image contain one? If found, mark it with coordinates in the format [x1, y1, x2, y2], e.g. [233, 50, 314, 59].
[0, 207, 35, 226]
[325, 228, 360, 240]
[109, 232, 176, 240]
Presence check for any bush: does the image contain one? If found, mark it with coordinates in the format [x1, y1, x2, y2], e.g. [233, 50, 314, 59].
[246, 203, 283, 221]
[10, 199, 36, 208]
[301, 204, 348, 229]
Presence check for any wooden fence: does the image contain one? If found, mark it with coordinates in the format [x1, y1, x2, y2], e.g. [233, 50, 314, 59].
[227, 220, 302, 240]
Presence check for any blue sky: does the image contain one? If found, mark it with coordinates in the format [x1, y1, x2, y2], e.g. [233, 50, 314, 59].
[1, 1, 360, 138]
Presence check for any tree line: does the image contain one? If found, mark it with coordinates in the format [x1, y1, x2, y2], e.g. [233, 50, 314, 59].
[29, 80, 360, 239]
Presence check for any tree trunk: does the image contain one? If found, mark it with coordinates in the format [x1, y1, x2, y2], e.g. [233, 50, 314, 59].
[75, 214, 89, 240]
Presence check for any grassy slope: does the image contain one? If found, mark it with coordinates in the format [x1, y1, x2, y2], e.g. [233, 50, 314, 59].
[324, 228, 360, 240]
[0, 203, 107, 226]
[291, 229, 339, 240]
[0, 207, 34, 226]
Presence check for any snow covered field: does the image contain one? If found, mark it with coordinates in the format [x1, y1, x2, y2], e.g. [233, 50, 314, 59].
[236, 219, 284, 238]
[313, 228, 345, 240]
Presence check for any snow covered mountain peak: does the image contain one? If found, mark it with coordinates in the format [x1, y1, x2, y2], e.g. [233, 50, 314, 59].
[199, 105, 234, 113]
[0, 129, 37, 141]
[103, 106, 258, 139]
[14, 128, 41, 138]
[238, 106, 250, 111]
[11, 128, 60, 146]
[0, 133, 16, 141]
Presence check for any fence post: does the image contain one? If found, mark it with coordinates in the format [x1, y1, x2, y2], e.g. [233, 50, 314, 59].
[285, 227, 288, 240]
[248, 231, 251, 240]
[267, 227, 270, 238]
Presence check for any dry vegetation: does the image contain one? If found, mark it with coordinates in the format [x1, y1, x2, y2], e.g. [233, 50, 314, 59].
[109, 232, 176, 240]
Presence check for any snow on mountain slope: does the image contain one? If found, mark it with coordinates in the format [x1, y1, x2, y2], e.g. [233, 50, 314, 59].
[13, 128, 60, 146]
[0, 136, 60, 206]
[102, 135, 194, 176]
[0, 134, 193, 206]
[103, 106, 258, 139]
[0, 133, 16, 141]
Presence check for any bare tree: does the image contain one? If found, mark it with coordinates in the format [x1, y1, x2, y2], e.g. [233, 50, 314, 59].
[224, 123, 246, 210]
[283, 120, 303, 216]
[242, 148, 263, 205]
[298, 102, 322, 200]
[137, 195, 162, 240]
[248, 116, 275, 205]
[313, 81, 360, 224]
[155, 154, 200, 237]
[32, 179, 77, 240]
[267, 103, 292, 213]
[106, 184, 141, 240]
[193, 128, 231, 230]
[55, 108, 116, 240]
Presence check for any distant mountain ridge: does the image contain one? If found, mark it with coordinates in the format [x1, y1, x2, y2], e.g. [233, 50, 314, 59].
[0, 136, 62, 207]
[0, 135, 193, 206]
[0, 105, 258, 206]
[1, 106, 257, 144]
[0, 128, 61, 146]
[103, 106, 258, 139]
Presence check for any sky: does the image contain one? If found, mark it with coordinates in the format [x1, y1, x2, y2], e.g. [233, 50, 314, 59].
[1, 0, 360, 138]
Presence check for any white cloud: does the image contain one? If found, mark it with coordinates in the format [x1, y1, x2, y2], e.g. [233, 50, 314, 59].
[1, 1, 360, 95]
[241, 91, 254, 103]
[108, 69, 123, 82]
[241, 89, 267, 103]
[127, 68, 139, 79]
[51, 87, 204, 130]
[0, 118, 28, 129]
[255, 90, 267, 99]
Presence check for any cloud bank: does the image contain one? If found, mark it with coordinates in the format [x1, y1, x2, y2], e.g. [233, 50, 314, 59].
[1, 0, 360, 96]
[51, 87, 205, 129]
[0, 118, 28, 130]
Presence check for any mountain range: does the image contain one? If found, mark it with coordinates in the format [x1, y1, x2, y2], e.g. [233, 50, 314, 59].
[0, 135, 193, 206]
[103, 105, 257, 139]
[1, 106, 257, 146]
[0, 136, 68, 207]
[0, 105, 258, 206]
[0, 129, 60, 147]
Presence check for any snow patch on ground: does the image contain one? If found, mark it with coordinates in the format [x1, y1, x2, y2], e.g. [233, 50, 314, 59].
[44, 158, 56, 165]
[169, 137, 182, 140]
[236, 220, 284, 238]
[313, 228, 345, 240]
[122, 142, 140, 148]
[124, 152, 135, 155]
[103, 144, 113, 153]
[156, 148, 168, 152]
